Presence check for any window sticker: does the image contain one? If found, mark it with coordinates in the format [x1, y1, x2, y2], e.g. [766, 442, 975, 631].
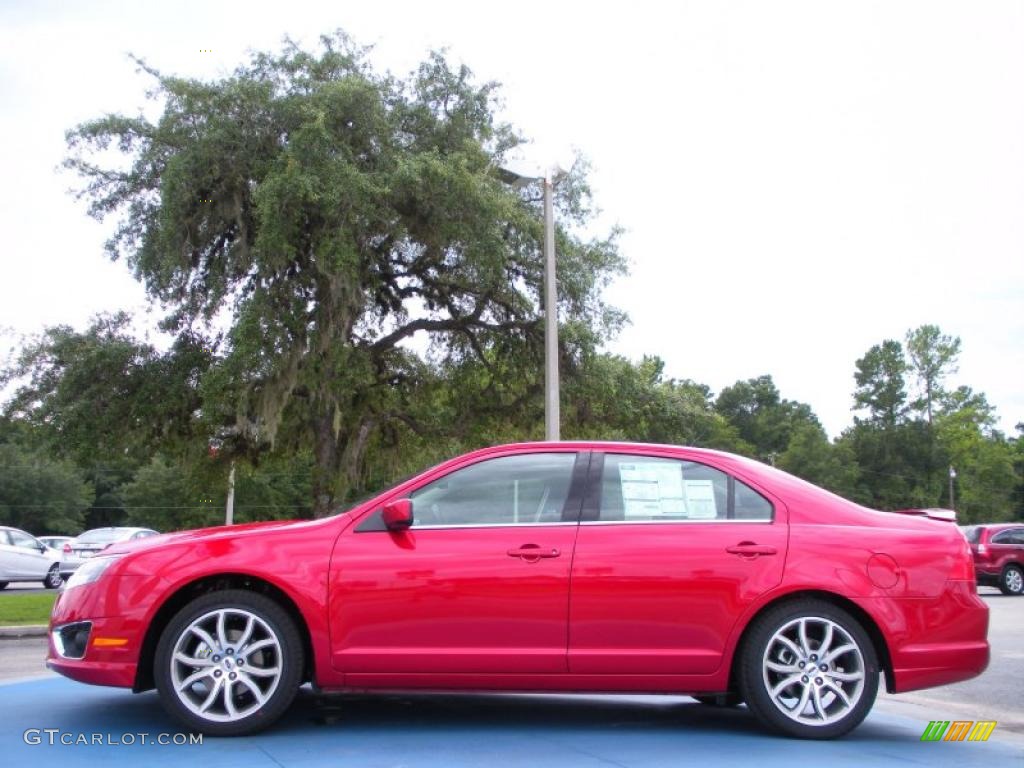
[683, 479, 718, 519]
[619, 462, 687, 519]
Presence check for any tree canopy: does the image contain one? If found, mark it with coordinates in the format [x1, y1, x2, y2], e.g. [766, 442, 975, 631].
[62, 34, 624, 515]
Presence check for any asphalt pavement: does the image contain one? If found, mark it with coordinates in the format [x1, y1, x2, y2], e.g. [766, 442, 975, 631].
[0, 590, 1019, 766]
[0, 581, 55, 595]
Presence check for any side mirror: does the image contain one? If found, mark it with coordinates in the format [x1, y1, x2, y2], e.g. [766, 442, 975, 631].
[381, 499, 413, 531]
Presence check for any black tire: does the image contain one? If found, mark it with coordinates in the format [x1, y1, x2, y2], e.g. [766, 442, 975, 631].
[43, 564, 62, 589]
[998, 564, 1024, 596]
[738, 599, 879, 739]
[693, 693, 743, 707]
[154, 589, 304, 736]
[0, 582, 8, 590]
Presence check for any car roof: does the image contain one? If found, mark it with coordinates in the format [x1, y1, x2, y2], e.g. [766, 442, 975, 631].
[979, 523, 1024, 531]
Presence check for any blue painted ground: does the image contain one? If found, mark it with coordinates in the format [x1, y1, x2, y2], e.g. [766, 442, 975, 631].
[0, 677, 1020, 767]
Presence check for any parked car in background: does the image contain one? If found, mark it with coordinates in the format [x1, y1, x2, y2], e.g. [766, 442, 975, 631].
[60, 527, 158, 580]
[0, 526, 63, 589]
[48, 442, 988, 739]
[963, 523, 1024, 595]
[38, 536, 73, 552]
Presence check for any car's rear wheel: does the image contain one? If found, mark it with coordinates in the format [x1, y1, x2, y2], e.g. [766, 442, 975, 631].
[43, 564, 61, 589]
[0, 582, 8, 590]
[739, 599, 879, 739]
[999, 564, 1024, 596]
[155, 590, 303, 736]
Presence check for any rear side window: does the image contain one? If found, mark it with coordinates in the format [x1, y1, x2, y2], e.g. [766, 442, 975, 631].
[962, 526, 981, 544]
[597, 454, 773, 522]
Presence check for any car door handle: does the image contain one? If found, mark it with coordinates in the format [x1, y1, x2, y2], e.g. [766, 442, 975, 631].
[726, 542, 777, 557]
[507, 545, 560, 560]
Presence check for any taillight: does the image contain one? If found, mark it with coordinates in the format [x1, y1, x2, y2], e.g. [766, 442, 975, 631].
[949, 540, 976, 580]
[63, 544, 72, 554]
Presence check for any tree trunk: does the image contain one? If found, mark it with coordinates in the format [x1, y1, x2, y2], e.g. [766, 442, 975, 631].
[312, 406, 343, 518]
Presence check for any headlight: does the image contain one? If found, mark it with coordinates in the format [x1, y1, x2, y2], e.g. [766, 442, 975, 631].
[64, 556, 122, 591]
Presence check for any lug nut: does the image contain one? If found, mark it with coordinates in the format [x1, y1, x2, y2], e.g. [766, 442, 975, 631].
[815, 678, 823, 685]
[810, 655, 817, 661]
[229, 672, 237, 680]
[801, 676, 808, 683]
[820, 664, 827, 672]
[212, 655, 220, 662]
[213, 670, 222, 677]
[226, 648, 234, 655]
[798, 661, 805, 668]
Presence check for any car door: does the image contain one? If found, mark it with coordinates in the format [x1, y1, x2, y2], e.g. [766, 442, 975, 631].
[990, 528, 1024, 571]
[0, 530, 18, 580]
[329, 450, 586, 676]
[6, 529, 50, 580]
[568, 452, 788, 676]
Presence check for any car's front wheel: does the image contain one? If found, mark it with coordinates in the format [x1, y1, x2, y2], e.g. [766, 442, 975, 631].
[738, 599, 879, 739]
[999, 564, 1024, 596]
[43, 564, 61, 589]
[155, 590, 304, 736]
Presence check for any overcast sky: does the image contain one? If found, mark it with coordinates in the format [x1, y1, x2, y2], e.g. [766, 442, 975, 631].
[0, 0, 1021, 438]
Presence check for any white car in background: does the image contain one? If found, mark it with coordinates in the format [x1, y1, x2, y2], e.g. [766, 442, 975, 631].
[37, 535, 73, 552]
[0, 526, 63, 589]
[60, 527, 158, 580]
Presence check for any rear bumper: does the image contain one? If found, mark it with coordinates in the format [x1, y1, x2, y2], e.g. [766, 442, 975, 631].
[58, 559, 87, 577]
[874, 580, 990, 693]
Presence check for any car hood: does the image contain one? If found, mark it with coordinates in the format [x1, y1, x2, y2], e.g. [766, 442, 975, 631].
[99, 518, 333, 557]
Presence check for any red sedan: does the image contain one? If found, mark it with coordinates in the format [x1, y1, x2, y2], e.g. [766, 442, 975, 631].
[47, 442, 989, 739]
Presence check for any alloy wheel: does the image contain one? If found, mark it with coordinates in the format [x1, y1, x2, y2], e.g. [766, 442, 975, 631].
[1004, 567, 1024, 595]
[169, 608, 284, 723]
[761, 616, 866, 726]
[44, 564, 62, 589]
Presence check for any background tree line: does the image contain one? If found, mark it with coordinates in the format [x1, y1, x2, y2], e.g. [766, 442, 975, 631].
[0, 34, 1020, 533]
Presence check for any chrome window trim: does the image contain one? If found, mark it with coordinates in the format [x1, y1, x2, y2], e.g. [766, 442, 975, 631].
[410, 521, 578, 531]
[579, 518, 774, 526]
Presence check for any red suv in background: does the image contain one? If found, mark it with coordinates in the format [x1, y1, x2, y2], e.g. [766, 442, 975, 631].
[964, 524, 1024, 595]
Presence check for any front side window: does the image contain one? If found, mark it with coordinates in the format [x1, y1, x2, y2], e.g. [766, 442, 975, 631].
[9, 530, 39, 549]
[410, 453, 577, 528]
[598, 454, 773, 522]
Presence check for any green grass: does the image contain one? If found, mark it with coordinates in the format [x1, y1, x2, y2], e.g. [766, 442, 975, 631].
[0, 593, 56, 625]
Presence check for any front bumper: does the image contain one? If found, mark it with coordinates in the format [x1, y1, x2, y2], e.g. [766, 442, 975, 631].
[46, 587, 141, 689]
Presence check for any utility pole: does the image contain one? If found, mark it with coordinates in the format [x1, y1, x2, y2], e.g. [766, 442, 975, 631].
[543, 170, 559, 441]
[225, 460, 236, 526]
[497, 162, 569, 441]
[948, 465, 956, 512]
